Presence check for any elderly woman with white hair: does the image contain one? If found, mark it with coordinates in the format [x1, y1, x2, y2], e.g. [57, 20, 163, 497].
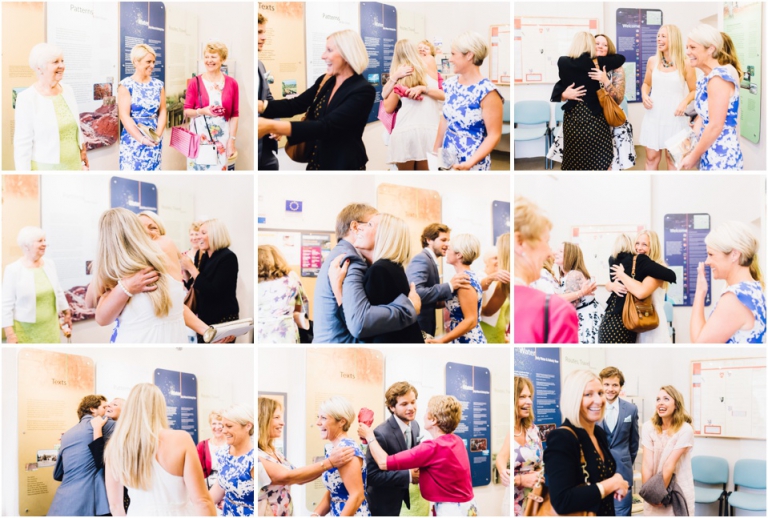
[679, 25, 743, 170]
[14, 43, 88, 170]
[2, 226, 70, 343]
[184, 40, 240, 171]
[426, 233, 487, 343]
[312, 397, 369, 516]
[691, 221, 766, 343]
[209, 404, 255, 516]
[119, 44, 165, 170]
[258, 30, 375, 170]
[432, 31, 503, 170]
[180, 219, 239, 343]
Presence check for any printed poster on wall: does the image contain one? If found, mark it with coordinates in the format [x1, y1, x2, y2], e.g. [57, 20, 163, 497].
[110, 176, 159, 213]
[47, 2, 119, 150]
[305, 2, 358, 84]
[492, 200, 510, 245]
[120, 2, 166, 83]
[155, 368, 199, 443]
[723, 2, 762, 143]
[301, 233, 332, 277]
[616, 8, 663, 102]
[446, 362, 492, 487]
[18, 349, 95, 516]
[360, 2, 397, 123]
[2, 2, 45, 170]
[514, 347, 561, 444]
[490, 25, 511, 84]
[664, 213, 711, 306]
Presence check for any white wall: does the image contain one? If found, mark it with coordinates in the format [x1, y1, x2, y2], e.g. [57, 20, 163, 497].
[60, 173, 254, 344]
[258, 173, 510, 278]
[1, 346, 254, 516]
[275, 1, 510, 171]
[515, 174, 766, 343]
[598, 347, 766, 517]
[259, 346, 510, 516]
[515, 2, 767, 171]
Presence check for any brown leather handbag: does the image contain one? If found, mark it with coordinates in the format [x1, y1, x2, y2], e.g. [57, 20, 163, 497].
[524, 426, 596, 517]
[622, 256, 660, 332]
[596, 88, 626, 127]
[285, 74, 331, 162]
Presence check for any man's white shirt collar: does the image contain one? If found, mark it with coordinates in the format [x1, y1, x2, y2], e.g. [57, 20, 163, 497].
[395, 415, 412, 433]
[424, 247, 439, 266]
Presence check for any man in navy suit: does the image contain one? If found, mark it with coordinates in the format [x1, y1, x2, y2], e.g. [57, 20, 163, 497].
[49, 395, 116, 516]
[365, 382, 421, 516]
[598, 366, 639, 516]
[406, 223, 469, 336]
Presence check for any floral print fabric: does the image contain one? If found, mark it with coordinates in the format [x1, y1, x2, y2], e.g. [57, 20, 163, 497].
[720, 281, 766, 343]
[446, 270, 487, 343]
[322, 438, 370, 516]
[216, 447, 255, 516]
[119, 77, 163, 170]
[257, 449, 294, 516]
[513, 425, 542, 516]
[441, 77, 502, 171]
[258, 272, 309, 343]
[695, 66, 743, 170]
[189, 77, 230, 171]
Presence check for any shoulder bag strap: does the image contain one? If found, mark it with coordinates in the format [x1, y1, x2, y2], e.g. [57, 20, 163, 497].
[196, 76, 216, 146]
[310, 74, 331, 116]
[631, 255, 638, 279]
[560, 425, 590, 485]
[544, 294, 550, 343]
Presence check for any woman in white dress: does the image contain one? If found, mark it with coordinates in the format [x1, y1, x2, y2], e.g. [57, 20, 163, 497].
[89, 208, 211, 343]
[105, 383, 217, 516]
[383, 39, 444, 170]
[639, 25, 697, 170]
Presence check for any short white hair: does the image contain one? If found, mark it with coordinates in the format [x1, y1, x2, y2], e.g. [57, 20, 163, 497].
[130, 44, 156, 65]
[319, 396, 356, 432]
[560, 369, 603, 428]
[688, 24, 724, 58]
[220, 404, 254, 436]
[451, 233, 481, 265]
[483, 245, 498, 262]
[328, 30, 369, 75]
[28, 43, 63, 74]
[452, 31, 489, 66]
[17, 226, 45, 249]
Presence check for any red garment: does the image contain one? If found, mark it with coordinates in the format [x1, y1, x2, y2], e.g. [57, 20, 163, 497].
[386, 434, 473, 503]
[514, 285, 578, 343]
[184, 75, 240, 120]
[197, 439, 212, 478]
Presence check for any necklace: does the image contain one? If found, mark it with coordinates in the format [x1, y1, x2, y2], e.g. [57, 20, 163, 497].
[514, 424, 524, 437]
[205, 72, 225, 91]
[661, 53, 674, 68]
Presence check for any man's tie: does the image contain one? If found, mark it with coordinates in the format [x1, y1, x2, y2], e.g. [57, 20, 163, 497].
[404, 427, 412, 449]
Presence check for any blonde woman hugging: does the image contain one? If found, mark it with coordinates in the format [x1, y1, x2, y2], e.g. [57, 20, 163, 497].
[383, 39, 445, 170]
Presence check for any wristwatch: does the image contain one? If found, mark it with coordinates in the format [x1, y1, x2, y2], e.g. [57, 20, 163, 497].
[203, 326, 217, 343]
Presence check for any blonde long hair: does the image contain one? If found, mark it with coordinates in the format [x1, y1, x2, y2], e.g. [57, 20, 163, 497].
[656, 25, 687, 83]
[373, 213, 411, 265]
[497, 233, 511, 299]
[567, 32, 596, 59]
[636, 230, 669, 290]
[390, 39, 427, 89]
[94, 208, 172, 317]
[105, 383, 168, 490]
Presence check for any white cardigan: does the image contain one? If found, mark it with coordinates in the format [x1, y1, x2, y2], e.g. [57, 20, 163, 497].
[13, 82, 84, 170]
[2, 258, 69, 326]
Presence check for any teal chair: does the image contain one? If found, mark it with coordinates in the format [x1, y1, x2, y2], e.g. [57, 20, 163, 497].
[728, 459, 766, 516]
[664, 300, 675, 343]
[514, 101, 551, 169]
[692, 456, 729, 515]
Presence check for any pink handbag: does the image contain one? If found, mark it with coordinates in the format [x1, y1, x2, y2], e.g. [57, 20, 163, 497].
[378, 100, 397, 134]
[170, 124, 200, 158]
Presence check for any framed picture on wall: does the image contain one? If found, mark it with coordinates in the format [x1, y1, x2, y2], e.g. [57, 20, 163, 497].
[259, 391, 288, 456]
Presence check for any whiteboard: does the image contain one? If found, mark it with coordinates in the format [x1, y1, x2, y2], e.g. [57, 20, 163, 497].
[572, 224, 644, 285]
[691, 357, 766, 439]
[514, 16, 600, 84]
[490, 24, 510, 85]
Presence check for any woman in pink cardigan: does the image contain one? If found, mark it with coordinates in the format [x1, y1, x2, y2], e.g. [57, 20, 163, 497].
[184, 40, 239, 171]
[358, 395, 477, 516]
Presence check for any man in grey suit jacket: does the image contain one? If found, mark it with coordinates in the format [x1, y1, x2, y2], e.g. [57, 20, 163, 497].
[49, 395, 116, 516]
[406, 223, 469, 336]
[365, 382, 421, 516]
[598, 367, 639, 516]
[313, 203, 420, 343]
[258, 13, 279, 170]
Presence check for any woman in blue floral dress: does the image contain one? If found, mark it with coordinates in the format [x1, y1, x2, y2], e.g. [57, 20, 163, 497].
[691, 221, 766, 343]
[679, 25, 743, 170]
[433, 32, 503, 171]
[313, 397, 370, 517]
[213, 405, 255, 516]
[118, 44, 166, 170]
[427, 234, 487, 344]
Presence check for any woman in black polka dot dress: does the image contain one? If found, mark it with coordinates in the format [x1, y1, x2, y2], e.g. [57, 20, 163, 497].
[551, 32, 626, 170]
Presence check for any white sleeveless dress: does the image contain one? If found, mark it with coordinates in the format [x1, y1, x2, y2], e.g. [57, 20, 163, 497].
[639, 67, 690, 151]
[388, 75, 441, 163]
[126, 458, 196, 516]
[112, 278, 187, 343]
[636, 287, 671, 343]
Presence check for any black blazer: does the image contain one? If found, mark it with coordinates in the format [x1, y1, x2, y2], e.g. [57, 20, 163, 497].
[262, 73, 375, 170]
[543, 419, 617, 516]
[363, 259, 424, 343]
[551, 52, 626, 116]
[365, 414, 422, 516]
[194, 248, 239, 329]
[605, 252, 677, 316]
